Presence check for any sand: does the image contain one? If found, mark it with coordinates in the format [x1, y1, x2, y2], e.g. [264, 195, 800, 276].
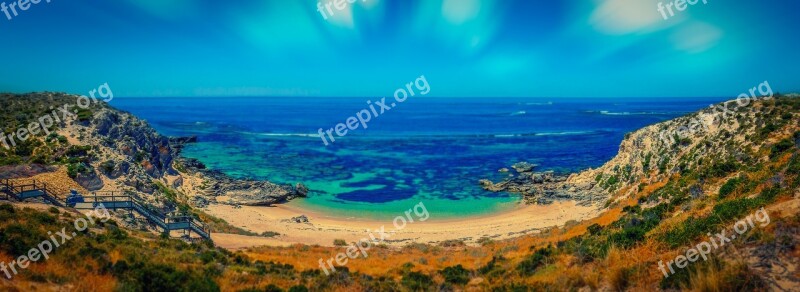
[206, 200, 600, 250]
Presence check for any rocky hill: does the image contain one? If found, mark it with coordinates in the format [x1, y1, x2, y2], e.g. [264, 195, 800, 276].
[0, 93, 306, 212]
[484, 94, 800, 208]
[1, 93, 798, 291]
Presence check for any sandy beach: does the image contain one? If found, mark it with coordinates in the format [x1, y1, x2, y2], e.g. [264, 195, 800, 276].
[207, 199, 601, 250]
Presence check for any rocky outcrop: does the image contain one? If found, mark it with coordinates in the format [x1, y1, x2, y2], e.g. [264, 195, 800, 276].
[483, 95, 795, 207]
[74, 170, 104, 191]
[93, 111, 177, 178]
[175, 156, 307, 206]
[201, 169, 308, 206]
[69, 102, 308, 206]
[481, 164, 606, 206]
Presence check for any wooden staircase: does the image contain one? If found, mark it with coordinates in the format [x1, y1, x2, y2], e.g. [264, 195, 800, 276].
[0, 179, 211, 242]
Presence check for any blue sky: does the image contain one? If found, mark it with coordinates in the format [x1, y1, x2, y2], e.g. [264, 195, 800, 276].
[0, 0, 798, 98]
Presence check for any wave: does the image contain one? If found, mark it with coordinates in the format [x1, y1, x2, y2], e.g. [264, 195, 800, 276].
[585, 110, 683, 116]
[525, 101, 553, 105]
[236, 131, 321, 138]
[533, 130, 596, 136]
[510, 111, 527, 116]
[233, 130, 603, 140]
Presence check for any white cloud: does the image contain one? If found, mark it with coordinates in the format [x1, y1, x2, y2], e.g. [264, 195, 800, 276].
[670, 22, 722, 53]
[442, 0, 481, 25]
[589, 0, 678, 35]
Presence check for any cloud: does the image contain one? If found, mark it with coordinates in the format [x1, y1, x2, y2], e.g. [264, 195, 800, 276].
[589, 0, 678, 35]
[229, 2, 325, 54]
[442, 0, 482, 25]
[412, 0, 500, 55]
[670, 21, 722, 53]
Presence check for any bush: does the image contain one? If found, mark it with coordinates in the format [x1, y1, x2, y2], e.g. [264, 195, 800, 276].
[333, 239, 347, 246]
[517, 245, 554, 276]
[718, 176, 743, 200]
[661, 187, 782, 248]
[401, 271, 433, 291]
[439, 264, 470, 285]
[770, 138, 795, 158]
[478, 256, 505, 275]
[288, 285, 309, 292]
[261, 231, 280, 238]
[587, 223, 603, 235]
[608, 204, 668, 248]
[100, 160, 115, 174]
[116, 263, 220, 292]
[788, 155, 800, 175]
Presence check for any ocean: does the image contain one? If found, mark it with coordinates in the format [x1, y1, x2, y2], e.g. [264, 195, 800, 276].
[113, 97, 721, 220]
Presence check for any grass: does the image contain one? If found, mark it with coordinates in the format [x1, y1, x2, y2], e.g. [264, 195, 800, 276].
[2, 95, 799, 290]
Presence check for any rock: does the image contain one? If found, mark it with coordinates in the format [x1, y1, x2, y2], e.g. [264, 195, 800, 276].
[109, 161, 130, 178]
[191, 196, 209, 208]
[511, 162, 537, 173]
[499, 168, 509, 173]
[210, 175, 307, 206]
[289, 215, 309, 223]
[123, 177, 155, 194]
[295, 183, 309, 197]
[531, 174, 544, 183]
[172, 176, 184, 188]
[74, 170, 104, 191]
[543, 171, 555, 182]
[689, 184, 704, 199]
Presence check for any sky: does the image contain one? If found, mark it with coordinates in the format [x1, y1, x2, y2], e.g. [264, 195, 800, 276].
[0, 0, 798, 98]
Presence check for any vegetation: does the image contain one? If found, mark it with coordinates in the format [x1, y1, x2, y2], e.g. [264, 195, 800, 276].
[1, 95, 798, 290]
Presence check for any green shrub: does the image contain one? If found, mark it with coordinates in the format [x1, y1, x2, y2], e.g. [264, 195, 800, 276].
[254, 261, 294, 276]
[439, 264, 470, 285]
[478, 256, 505, 275]
[661, 187, 782, 248]
[587, 223, 603, 235]
[261, 231, 280, 238]
[288, 285, 309, 292]
[718, 176, 743, 200]
[517, 245, 554, 276]
[333, 239, 347, 246]
[76, 108, 93, 122]
[702, 160, 739, 178]
[100, 160, 115, 174]
[770, 138, 795, 158]
[401, 271, 433, 291]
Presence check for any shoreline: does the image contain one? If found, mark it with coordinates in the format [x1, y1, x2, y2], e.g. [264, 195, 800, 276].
[207, 198, 601, 249]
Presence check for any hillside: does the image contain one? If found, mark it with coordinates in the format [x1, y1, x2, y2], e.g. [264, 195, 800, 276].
[0, 93, 306, 232]
[0, 93, 798, 291]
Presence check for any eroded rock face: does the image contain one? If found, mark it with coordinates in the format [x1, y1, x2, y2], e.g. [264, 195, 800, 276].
[75, 170, 104, 191]
[481, 167, 605, 206]
[172, 155, 307, 206]
[202, 172, 308, 206]
[93, 111, 177, 178]
[172, 176, 183, 188]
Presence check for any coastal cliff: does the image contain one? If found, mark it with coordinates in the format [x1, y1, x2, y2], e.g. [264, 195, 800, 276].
[483, 94, 800, 209]
[0, 93, 306, 209]
[1, 93, 798, 291]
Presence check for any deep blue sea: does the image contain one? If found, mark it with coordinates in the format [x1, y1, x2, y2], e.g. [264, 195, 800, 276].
[113, 97, 720, 219]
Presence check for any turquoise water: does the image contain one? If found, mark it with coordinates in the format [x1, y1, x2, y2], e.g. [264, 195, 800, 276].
[114, 97, 720, 220]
